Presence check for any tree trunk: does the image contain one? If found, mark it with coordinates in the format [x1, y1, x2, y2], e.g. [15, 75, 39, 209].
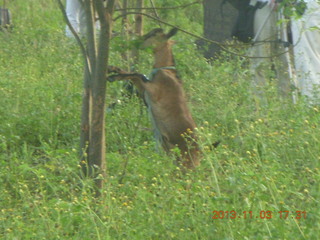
[134, 0, 144, 38]
[58, 0, 115, 197]
[200, 0, 238, 58]
[80, 0, 97, 176]
[79, 62, 92, 174]
[89, 0, 115, 196]
[131, 0, 144, 69]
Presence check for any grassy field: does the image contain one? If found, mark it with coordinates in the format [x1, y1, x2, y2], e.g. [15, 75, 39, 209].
[0, 1, 319, 239]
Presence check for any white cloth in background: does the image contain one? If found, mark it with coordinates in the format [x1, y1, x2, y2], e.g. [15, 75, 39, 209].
[249, 0, 291, 104]
[291, 1, 320, 104]
[257, 0, 271, 3]
[65, 0, 86, 37]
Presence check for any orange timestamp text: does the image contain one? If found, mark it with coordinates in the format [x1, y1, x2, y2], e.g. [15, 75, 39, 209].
[212, 210, 307, 220]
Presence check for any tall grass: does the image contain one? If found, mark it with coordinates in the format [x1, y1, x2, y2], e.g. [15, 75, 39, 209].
[0, 0, 319, 239]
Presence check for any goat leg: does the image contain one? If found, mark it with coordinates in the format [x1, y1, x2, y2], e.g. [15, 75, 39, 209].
[107, 73, 148, 82]
[107, 66, 125, 74]
[107, 66, 149, 81]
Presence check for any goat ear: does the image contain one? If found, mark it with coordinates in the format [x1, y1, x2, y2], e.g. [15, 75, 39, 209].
[166, 28, 178, 39]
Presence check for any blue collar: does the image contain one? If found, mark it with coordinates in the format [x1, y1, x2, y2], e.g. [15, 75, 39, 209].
[147, 66, 176, 81]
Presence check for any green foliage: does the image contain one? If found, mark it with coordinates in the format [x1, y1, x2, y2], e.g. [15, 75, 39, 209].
[0, 0, 319, 239]
[279, 0, 308, 18]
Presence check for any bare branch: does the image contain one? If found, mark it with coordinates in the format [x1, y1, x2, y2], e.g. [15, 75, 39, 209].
[113, 11, 295, 59]
[149, 0, 161, 28]
[115, 0, 203, 11]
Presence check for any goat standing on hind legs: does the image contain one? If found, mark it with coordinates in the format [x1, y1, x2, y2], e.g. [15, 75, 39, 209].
[108, 28, 201, 170]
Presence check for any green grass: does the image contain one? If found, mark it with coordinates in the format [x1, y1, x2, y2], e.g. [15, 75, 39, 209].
[0, 0, 319, 239]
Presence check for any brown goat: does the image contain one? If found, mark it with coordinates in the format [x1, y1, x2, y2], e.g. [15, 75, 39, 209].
[108, 28, 200, 169]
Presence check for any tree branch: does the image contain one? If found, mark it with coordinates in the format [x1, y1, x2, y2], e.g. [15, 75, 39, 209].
[113, 11, 296, 59]
[114, 0, 203, 11]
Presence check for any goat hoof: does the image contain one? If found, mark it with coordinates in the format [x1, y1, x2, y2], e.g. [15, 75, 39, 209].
[141, 74, 150, 82]
[107, 75, 117, 82]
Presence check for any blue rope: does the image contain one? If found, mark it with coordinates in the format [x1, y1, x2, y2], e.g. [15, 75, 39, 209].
[148, 66, 176, 81]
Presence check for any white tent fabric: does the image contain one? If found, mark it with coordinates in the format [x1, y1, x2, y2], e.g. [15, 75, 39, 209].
[65, 0, 85, 37]
[291, 1, 320, 104]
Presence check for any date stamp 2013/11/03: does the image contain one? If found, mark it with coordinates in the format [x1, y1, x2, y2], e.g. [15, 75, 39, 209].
[212, 211, 307, 220]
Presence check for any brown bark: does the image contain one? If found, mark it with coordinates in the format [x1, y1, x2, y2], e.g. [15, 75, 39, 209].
[77, 0, 115, 196]
[58, 0, 115, 197]
[88, 0, 115, 196]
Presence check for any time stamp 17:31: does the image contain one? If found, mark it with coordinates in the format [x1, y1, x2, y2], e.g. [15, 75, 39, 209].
[212, 211, 307, 220]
